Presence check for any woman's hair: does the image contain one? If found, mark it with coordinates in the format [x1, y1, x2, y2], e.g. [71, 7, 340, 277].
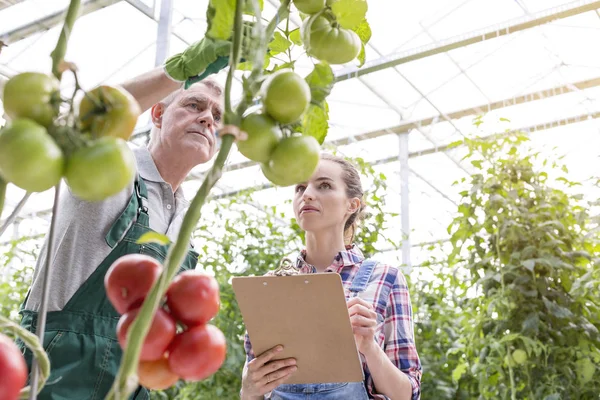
[320, 153, 366, 244]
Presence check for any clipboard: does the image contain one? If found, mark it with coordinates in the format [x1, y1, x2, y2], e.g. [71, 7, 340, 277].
[231, 272, 364, 384]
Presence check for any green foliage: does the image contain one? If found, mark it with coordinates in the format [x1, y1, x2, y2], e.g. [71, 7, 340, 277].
[0, 237, 38, 322]
[150, 156, 393, 399]
[413, 130, 600, 399]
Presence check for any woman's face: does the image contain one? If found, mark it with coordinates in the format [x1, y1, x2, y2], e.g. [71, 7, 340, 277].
[293, 159, 358, 234]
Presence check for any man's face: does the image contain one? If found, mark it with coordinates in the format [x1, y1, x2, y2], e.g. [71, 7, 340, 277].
[153, 83, 223, 165]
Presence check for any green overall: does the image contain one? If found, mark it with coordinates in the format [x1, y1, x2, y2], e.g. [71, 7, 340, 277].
[18, 177, 199, 400]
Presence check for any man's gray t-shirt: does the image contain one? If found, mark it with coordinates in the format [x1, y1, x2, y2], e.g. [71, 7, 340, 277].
[24, 144, 192, 312]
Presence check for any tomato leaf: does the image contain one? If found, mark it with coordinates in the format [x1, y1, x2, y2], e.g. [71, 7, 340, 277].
[301, 101, 329, 145]
[206, 0, 236, 41]
[272, 61, 295, 72]
[268, 31, 292, 56]
[330, 0, 368, 30]
[304, 62, 334, 104]
[243, 0, 264, 16]
[352, 19, 372, 45]
[136, 232, 171, 246]
[357, 43, 366, 67]
[289, 28, 303, 46]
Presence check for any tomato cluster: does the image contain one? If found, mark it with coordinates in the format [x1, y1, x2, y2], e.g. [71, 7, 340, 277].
[104, 254, 226, 390]
[0, 333, 28, 400]
[0, 72, 140, 201]
[237, 69, 321, 187]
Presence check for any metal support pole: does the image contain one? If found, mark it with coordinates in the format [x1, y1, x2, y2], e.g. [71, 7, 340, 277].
[398, 132, 411, 273]
[154, 0, 172, 67]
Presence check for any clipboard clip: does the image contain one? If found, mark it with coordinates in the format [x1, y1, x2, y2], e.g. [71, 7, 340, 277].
[273, 257, 300, 276]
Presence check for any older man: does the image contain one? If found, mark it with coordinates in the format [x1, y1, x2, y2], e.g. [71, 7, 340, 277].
[18, 38, 244, 399]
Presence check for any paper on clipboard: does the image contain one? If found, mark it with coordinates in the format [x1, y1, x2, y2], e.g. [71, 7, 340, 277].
[231, 273, 364, 385]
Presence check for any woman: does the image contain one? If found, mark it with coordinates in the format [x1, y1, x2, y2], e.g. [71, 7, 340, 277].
[240, 153, 422, 400]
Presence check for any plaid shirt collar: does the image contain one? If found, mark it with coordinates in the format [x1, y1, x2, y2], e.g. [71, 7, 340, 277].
[295, 244, 365, 274]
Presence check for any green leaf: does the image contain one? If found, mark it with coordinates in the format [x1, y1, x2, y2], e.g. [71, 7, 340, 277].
[357, 43, 366, 67]
[304, 62, 334, 104]
[301, 101, 329, 144]
[272, 61, 295, 72]
[243, 0, 264, 16]
[268, 31, 292, 55]
[452, 362, 467, 383]
[471, 160, 482, 169]
[542, 297, 573, 319]
[351, 19, 372, 45]
[522, 259, 535, 272]
[522, 313, 540, 334]
[136, 232, 171, 246]
[206, 0, 236, 41]
[289, 28, 302, 46]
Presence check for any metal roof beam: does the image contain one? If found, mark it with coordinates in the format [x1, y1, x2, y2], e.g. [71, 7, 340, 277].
[334, 0, 600, 82]
[0, 0, 121, 44]
[185, 74, 600, 178]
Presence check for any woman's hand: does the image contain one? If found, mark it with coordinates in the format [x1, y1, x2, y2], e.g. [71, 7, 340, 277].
[347, 297, 379, 356]
[241, 345, 298, 399]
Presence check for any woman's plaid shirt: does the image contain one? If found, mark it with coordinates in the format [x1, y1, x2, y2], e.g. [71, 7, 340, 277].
[243, 244, 422, 400]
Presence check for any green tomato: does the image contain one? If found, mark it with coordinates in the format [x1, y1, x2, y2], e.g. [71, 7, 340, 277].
[511, 349, 527, 365]
[78, 85, 142, 140]
[0, 119, 64, 192]
[237, 113, 282, 163]
[328, 0, 368, 30]
[65, 137, 136, 202]
[302, 15, 361, 64]
[2, 72, 60, 128]
[260, 162, 292, 187]
[294, 0, 325, 14]
[267, 135, 320, 186]
[263, 70, 311, 124]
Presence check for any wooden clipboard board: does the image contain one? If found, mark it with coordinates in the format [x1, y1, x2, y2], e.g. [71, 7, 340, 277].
[231, 273, 364, 384]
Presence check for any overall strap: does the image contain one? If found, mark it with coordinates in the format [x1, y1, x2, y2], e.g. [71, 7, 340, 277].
[349, 259, 379, 294]
[105, 175, 150, 248]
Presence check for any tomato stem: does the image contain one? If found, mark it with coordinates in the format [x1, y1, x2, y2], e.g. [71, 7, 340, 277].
[28, 183, 61, 400]
[0, 315, 51, 399]
[50, 0, 81, 81]
[0, 178, 6, 222]
[106, 1, 246, 398]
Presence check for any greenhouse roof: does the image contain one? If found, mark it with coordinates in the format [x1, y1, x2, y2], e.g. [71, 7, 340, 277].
[1, 0, 599, 269]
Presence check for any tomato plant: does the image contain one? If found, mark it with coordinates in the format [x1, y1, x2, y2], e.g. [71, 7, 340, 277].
[104, 254, 163, 315]
[237, 112, 283, 163]
[137, 356, 180, 390]
[168, 324, 227, 382]
[293, 0, 325, 14]
[166, 271, 220, 327]
[0, 333, 28, 400]
[302, 15, 361, 64]
[263, 69, 311, 124]
[0, 119, 65, 192]
[2, 72, 60, 128]
[78, 85, 142, 140]
[267, 135, 321, 186]
[64, 136, 136, 202]
[117, 307, 176, 362]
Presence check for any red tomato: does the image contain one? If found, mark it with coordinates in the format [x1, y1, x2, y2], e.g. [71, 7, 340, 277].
[117, 307, 176, 361]
[168, 324, 227, 381]
[104, 254, 163, 315]
[138, 356, 180, 390]
[166, 271, 220, 326]
[0, 333, 27, 400]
